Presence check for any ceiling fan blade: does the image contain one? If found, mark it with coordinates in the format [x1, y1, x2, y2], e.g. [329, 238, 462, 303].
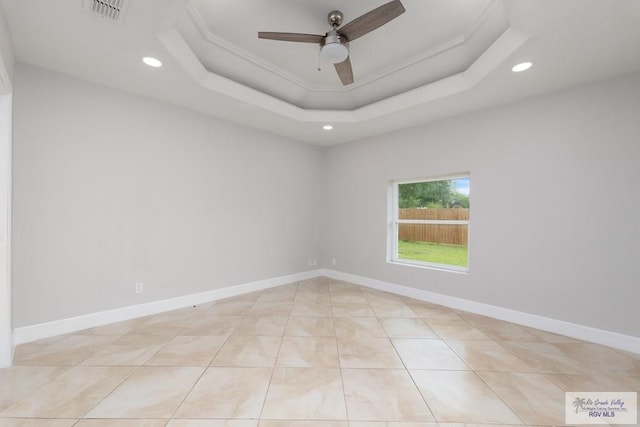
[258, 32, 325, 44]
[338, 0, 405, 42]
[334, 57, 354, 86]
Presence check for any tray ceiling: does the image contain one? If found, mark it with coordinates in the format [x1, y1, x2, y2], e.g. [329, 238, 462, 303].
[177, 0, 509, 110]
[1, 0, 639, 145]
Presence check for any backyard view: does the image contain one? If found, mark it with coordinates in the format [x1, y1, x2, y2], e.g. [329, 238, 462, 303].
[398, 240, 468, 267]
[397, 178, 469, 268]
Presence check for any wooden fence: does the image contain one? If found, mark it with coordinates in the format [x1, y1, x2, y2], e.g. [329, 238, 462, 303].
[398, 208, 469, 246]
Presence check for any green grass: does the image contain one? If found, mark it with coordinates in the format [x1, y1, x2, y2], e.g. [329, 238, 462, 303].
[398, 240, 468, 267]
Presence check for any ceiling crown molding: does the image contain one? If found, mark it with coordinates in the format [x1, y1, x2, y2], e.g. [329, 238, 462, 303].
[159, 26, 529, 124]
[185, 3, 314, 91]
[181, 0, 509, 97]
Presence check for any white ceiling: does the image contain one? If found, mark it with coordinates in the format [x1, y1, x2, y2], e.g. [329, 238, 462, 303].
[179, 0, 509, 110]
[1, 0, 640, 145]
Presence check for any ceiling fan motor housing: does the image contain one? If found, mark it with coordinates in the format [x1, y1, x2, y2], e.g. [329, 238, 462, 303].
[323, 30, 344, 46]
[328, 11, 344, 28]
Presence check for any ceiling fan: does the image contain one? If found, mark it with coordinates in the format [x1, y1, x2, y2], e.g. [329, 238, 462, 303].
[258, 0, 406, 86]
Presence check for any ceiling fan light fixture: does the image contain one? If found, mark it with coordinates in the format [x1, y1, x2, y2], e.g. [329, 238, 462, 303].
[321, 43, 348, 64]
[321, 31, 348, 64]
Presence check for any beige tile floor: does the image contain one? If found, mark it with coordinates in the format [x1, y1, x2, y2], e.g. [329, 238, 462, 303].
[1, 277, 639, 427]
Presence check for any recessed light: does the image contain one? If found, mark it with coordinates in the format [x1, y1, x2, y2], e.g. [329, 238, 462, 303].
[512, 61, 533, 72]
[323, 125, 333, 131]
[142, 56, 162, 68]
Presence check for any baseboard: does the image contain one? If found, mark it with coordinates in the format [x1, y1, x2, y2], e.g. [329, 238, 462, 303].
[13, 269, 323, 345]
[0, 326, 11, 369]
[321, 269, 640, 355]
[14, 268, 640, 355]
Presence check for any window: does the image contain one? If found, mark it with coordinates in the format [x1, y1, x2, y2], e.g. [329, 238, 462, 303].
[389, 175, 470, 271]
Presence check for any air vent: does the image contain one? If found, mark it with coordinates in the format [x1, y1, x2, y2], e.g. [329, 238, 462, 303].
[84, 0, 129, 23]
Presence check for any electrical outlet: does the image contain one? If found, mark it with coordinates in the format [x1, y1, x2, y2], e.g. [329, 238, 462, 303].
[332, 258, 337, 265]
[312, 259, 317, 266]
[135, 282, 144, 294]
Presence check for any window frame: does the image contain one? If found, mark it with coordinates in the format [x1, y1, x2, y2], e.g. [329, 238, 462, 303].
[388, 173, 470, 273]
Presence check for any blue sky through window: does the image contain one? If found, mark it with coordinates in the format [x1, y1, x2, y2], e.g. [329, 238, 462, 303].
[454, 178, 470, 195]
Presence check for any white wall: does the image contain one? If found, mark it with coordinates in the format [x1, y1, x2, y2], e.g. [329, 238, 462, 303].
[0, 94, 11, 368]
[0, 2, 13, 368]
[323, 71, 640, 338]
[0, 2, 13, 93]
[10, 61, 640, 342]
[12, 64, 323, 328]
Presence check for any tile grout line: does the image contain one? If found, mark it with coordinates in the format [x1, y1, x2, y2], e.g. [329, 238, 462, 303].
[255, 280, 298, 421]
[74, 363, 144, 420]
[165, 328, 236, 421]
[439, 335, 529, 426]
[76, 320, 191, 420]
[382, 306, 439, 423]
[156, 290, 253, 422]
[330, 281, 352, 424]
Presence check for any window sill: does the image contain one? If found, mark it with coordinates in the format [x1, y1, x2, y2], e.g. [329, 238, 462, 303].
[387, 259, 469, 274]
